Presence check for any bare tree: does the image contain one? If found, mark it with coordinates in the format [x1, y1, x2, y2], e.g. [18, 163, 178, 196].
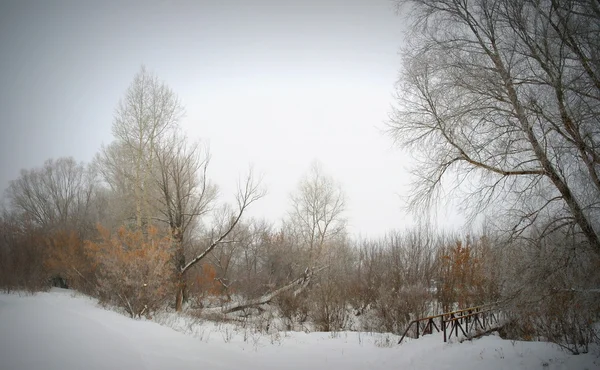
[275, 162, 348, 330]
[93, 142, 139, 228]
[288, 162, 346, 265]
[96, 67, 266, 311]
[173, 169, 265, 310]
[389, 0, 600, 252]
[6, 157, 96, 234]
[375, 230, 438, 332]
[203, 217, 260, 300]
[107, 65, 183, 229]
[153, 134, 217, 243]
[151, 132, 218, 309]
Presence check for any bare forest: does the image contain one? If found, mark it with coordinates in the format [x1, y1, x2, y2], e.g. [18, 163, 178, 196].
[1, 0, 599, 355]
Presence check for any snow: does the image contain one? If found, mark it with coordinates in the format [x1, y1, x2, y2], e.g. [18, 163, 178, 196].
[0, 289, 598, 370]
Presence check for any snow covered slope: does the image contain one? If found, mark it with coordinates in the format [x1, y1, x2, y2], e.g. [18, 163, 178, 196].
[0, 289, 597, 370]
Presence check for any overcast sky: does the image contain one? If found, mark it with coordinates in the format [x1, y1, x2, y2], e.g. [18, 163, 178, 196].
[0, 0, 463, 236]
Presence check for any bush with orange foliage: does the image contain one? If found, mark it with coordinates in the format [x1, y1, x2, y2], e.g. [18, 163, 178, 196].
[195, 263, 223, 296]
[185, 262, 230, 308]
[437, 237, 487, 312]
[84, 225, 174, 318]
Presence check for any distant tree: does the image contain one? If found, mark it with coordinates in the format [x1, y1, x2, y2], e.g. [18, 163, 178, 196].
[276, 163, 348, 329]
[288, 162, 346, 265]
[6, 157, 97, 235]
[94, 142, 139, 227]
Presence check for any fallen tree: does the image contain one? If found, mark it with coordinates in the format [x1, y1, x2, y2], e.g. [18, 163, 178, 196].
[201, 266, 326, 315]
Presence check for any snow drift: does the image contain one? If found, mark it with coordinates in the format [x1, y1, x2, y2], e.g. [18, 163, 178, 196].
[0, 289, 597, 370]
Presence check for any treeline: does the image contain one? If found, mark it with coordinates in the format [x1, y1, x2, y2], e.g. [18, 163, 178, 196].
[2, 172, 597, 355]
[0, 149, 596, 353]
[0, 157, 502, 330]
[0, 131, 499, 326]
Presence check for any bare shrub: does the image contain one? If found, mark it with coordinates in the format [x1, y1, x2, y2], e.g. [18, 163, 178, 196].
[375, 284, 431, 334]
[306, 240, 354, 332]
[309, 276, 350, 332]
[84, 225, 174, 318]
[0, 212, 48, 292]
[275, 290, 309, 330]
[505, 290, 600, 354]
[501, 234, 600, 354]
[349, 240, 384, 316]
[358, 230, 438, 333]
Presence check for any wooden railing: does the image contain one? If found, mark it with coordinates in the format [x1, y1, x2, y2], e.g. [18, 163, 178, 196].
[397, 303, 503, 344]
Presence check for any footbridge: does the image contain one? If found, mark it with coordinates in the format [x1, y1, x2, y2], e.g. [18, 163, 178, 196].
[398, 303, 505, 344]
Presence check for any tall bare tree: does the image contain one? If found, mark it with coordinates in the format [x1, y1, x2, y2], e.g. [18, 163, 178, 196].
[107, 65, 183, 229]
[152, 132, 218, 309]
[389, 0, 600, 252]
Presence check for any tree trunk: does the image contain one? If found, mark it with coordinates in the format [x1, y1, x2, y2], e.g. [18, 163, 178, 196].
[173, 230, 186, 312]
[175, 274, 185, 311]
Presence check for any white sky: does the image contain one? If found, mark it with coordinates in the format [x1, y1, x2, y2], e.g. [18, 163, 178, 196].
[0, 0, 464, 237]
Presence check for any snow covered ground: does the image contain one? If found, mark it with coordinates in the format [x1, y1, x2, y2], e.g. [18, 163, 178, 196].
[0, 289, 597, 370]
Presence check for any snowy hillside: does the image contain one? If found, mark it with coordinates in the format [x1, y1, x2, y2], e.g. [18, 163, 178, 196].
[0, 289, 597, 370]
